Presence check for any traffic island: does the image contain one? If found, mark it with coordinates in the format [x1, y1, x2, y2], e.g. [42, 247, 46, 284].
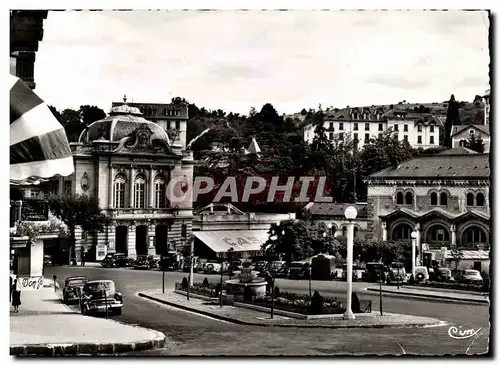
[138, 290, 446, 329]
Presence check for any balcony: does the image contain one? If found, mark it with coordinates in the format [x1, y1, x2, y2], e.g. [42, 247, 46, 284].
[106, 207, 180, 220]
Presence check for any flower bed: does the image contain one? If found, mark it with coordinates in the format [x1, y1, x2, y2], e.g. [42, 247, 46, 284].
[237, 291, 346, 315]
[416, 281, 487, 292]
[175, 282, 223, 298]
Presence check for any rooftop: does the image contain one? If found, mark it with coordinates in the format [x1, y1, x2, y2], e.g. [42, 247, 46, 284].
[305, 202, 369, 218]
[451, 124, 490, 137]
[368, 150, 490, 179]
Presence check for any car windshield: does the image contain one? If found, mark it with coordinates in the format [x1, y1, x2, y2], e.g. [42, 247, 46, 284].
[86, 282, 115, 293]
[104, 254, 113, 259]
[136, 256, 148, 261]
[67, 279, 87, 287]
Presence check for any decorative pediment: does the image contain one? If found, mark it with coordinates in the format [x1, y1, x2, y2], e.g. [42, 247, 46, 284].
[112, 124, 175, 155]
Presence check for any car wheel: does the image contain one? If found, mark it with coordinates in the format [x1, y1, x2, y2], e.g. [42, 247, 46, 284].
[113, 307, 122, 315]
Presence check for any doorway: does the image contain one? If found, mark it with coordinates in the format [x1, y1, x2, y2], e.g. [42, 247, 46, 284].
[115, 226, 128, 255]
[136, 225, 148, 255]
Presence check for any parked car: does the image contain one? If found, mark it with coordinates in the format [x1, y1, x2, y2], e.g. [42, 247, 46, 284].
[133, 255, 152, 270]
[159, 253, 178, 271]
[62, 276, 88, 304]
[254, 261, 269, 273]
[341, 264, 364, 281]
[287, 261, 310, 279]
[362, 262, 388, 282]
[460, 269, 483, 284]
[101, 253, 130, 268]
[386, 262, 407, 285]
[434, 267, 454, 282]
[80, 280, 123, 316]
[149, 254, 162, 269]
[204, 260, 223, 274]
[414, 266, 430, 283]
[269, 260, 286, 276]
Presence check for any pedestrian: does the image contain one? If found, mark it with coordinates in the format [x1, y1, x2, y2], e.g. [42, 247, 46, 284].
[81, 249, 86, 267]
[12, 277, 21, 313]
[9, 275, 13, 303]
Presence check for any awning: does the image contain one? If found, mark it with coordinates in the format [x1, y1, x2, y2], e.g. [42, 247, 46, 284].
[10, 74, 74, 182]
[193, 230, 269, 253]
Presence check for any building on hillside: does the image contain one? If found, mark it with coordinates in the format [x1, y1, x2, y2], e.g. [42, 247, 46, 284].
[365, 148, 490, 272]
[303, 106, 442, 149]
[111, 98, 189, 148]
[483, 89, 490, 125]
[450, 124, 490, 153]
[303, 202, 370, 240]
[52, 101, 194, 262]
[192, 203, 295, 260]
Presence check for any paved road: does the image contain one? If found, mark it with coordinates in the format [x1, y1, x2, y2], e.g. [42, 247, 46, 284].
[43, 266, 490, 356]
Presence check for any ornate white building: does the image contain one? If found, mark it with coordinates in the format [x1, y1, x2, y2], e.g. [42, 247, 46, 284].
[303, 106, 442, 149]
[365, 148, 490, 271]
[57, 101, 194, 261]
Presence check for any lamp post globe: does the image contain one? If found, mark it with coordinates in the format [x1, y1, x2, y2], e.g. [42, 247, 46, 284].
[344, 206, 358, 220]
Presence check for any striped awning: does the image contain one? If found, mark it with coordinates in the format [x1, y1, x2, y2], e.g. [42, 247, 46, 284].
[10, 74, 74, 182]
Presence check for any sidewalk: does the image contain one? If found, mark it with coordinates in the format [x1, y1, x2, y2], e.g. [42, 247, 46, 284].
[10, 281, 167, 356]
[366, 285, 489, 304]
[138, 290, 445, 329]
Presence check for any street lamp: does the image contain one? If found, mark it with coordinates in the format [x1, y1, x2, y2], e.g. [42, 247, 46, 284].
[411, 231, 417, 282]
[343, 205, 357, 320]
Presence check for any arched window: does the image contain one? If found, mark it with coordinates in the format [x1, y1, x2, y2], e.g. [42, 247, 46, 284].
[462, 226, 488, 249]
[405, 192, 413, 205]
[466, 193, 474, 206]
[114, 173, 127, 208]
[154, 176, 166, 208]
[430, 192, 438, 206]
[440, 192, 448, 206]
[396, 192, 404, 205]
[392, 223, 412, 242]
[476, 193, 485, 206]
[426, 225, 450, 244]
[342, 226, 348, 237]
[134, 174, 147, 209]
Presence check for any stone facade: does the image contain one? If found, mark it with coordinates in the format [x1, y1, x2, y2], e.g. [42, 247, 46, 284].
[57, 102, 194, 261]
[366, 149, 490, 265]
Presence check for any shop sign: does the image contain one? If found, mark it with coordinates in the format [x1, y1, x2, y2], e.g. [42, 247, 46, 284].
[16, 276, 44, 291]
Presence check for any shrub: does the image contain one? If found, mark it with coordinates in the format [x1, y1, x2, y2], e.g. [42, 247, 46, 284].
[310, 291, 324, 315]
[273, 286, 280, 298]
[181, 277, 188, 289]
[202, 277, 209, 287]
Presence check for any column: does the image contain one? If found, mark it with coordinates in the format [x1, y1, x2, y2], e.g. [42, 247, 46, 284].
[108, 165, 114, 208]
[415, 223, 421, 265]
[128, 223, 137, 258]
[381, 221, 387, 242]
[149, 166, 154, 208]
[107, 224, 115, 251]
[129, 165, 135, 208]
[450, 224, 457, 247]
[148, 224, 156, 255]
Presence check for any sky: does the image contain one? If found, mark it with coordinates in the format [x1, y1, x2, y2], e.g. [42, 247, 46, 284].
[34, 9, 490, 115]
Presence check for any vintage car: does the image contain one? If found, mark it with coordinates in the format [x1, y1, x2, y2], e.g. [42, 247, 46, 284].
[62, 276, 88, 304]
[101, 253, 131, 268]
[386, 262, 407, 284]
[133, 255, 153, 270]
[204, 260, 223, 274]
[149, 254, 162, 269]
[287, 261, 311, 279]
[341, 264, 365, 281]
[80, 280, 123, 316]
[459, 269, 483, 284]
[362, 263, 388, 283]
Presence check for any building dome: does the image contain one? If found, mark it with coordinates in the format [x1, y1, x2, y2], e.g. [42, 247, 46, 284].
[78, 103, 170, 144]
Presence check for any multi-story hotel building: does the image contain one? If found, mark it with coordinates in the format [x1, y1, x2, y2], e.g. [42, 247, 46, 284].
[304, 106, 442, 149]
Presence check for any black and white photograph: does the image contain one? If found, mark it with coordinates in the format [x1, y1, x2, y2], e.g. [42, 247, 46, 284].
[8, 4, 492, 357]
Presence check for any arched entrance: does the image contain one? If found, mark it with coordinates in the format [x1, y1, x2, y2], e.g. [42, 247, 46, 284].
[115, 226, 128, 255]
[391, 222, 413, 242]
[136, 225, 148, 255]
[425, 224, 451, 249]
[461, 225, 488, 249]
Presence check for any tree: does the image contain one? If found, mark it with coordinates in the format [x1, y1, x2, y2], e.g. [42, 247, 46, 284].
[79, 105, 106, 126]
[444, 94, 460, 147]
[449, 247, 464, 274]
[46, 193, 109, 262]
[262, 220, 315, 262]
[464, 134, 485, 153]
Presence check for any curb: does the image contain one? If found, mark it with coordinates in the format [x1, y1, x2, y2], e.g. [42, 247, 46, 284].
[366, 288, 489, 304]
[138, 292, 444, 329]
[10, 336, 166, 356]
